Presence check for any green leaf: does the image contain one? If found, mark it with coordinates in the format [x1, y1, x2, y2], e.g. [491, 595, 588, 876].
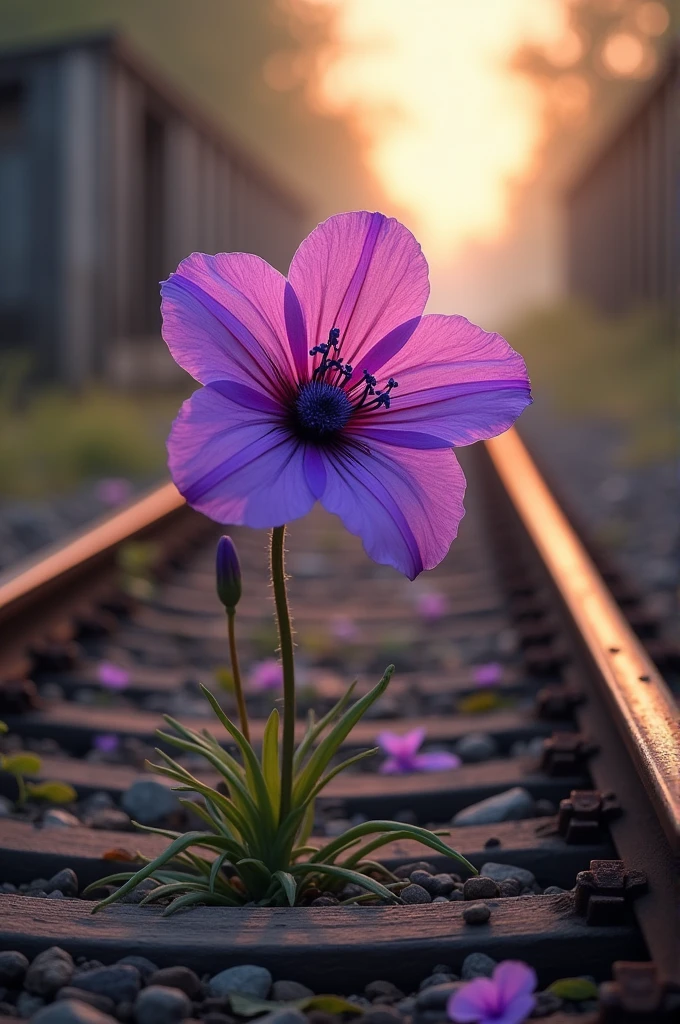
[2, 753, 42, 776]
[289, 862, 401, 904]
[297, 796, 316, 848]
[293, 682, 358, 771]
[548, 978, 599, 1001]
[261, 708, 280, 818]
[25, 780, 77, 804]
[272, 870, 297, 906]
[306, 748, 379, 803]
[229, 994, 363, 1018]
[293, 666, 394, 805]
[209, 852, 231, 894]
[312, 820, 478, 877]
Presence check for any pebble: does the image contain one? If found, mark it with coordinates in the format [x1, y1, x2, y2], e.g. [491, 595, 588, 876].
[86, 809, 133, 831]
[429, 874, 456, 896]
[394, 862, 437, 879]
[0, 795, 12, 817]
[257, 1011, 308, 1024]
[531, 991, 564, 1017]
[364, 980, 404, 1003]
[121, 779, 180, 826]
[400, 884, 431, 905]
[479, 862, 537, 889]
[147, 966, 201, 998]
[462, 877, 500, 900]
[17, 990, 46, 1016]
[499, 880, 521, 898]
[120, 879, 159, 905]
[32, 1000, 118, 1023]
[70, 965, 141, 1003]
[454, 733, 499, 763]
[209, 964, 272, 999]
[0, 950, 29, 985]
[360, 1008, 402, 1024]
[432, 896, 449, 903]
[46, 868, 79, 897]
[56, 988, 116, 1014]
[419, 973, 456, 991]
[452, 788, 535, 826]
[462, 902, 491, 925]
[461, 953, 497, 979]
[133, 985, 192, 1024]
[81, 792, 115, 814]
[117, 958, 159, 983]
[271, 980, 315, 1000]
[42, 809, 81, 829]
[543, 885, 567, 895]
[415, 981, 461, 1010]
[25, 947, 75, 996]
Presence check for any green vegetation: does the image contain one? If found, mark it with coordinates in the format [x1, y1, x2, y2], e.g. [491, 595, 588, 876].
[507, 301, 677, 465]
[0, 358, 182, 498]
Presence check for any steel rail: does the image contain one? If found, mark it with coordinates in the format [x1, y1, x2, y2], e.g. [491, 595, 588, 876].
[486, 427, 680, 854]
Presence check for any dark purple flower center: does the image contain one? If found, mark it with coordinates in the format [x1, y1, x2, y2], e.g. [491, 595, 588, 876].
[294, 380, 353, 441]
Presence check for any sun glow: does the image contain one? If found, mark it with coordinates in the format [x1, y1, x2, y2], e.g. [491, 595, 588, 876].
[293, 0, 570, 255]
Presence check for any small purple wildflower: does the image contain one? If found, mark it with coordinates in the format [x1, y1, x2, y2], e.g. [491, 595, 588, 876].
[473, 662, 503, 687]
[249, 659, 284, 692]
[162, 212, 531, 578]
[448, 960, 537, 1024]
[330, 615, 358, 642]
[377, 727, 461, 775]
[416, 591, 448, 620]
[97, 662, 131, 691]
[93, 733, 120, 754]
[96, 478, 133, 507]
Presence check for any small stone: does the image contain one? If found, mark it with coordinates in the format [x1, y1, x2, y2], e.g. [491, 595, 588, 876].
[25, 947, 75, 995]
[271, 980, 314, 1001]
[81, 792, 114, 814]
[209, 965, 272, 999]
[256, 1011, 308, 1024]
[43, 809, 81, 829]
[310, 896, 339, 906]
[0, 795, 13, 817]
[133, 985, 192, 1024]
[484, 837, 501, 848]
[33, 1001, 118, 1023]
[400, 884, 431, 904]
[432, 896, 449, 903]
[499, 880, 521, 898]
[463, 877, 500, 900]
[338, 883, 364, 900]
[305, 1012, 339, 1024]
[429, 874, 456, 896]
[479, 862, 536, 889]
[202, 1015, 236, 1024]
[116, 1001, 134, 1022]
[530, 991, 563, 1017]
[543, 885, 566, 895]
[448, 890, 464, 901]
[0, 950, 29, 985]
[70, 965, 141, 1003]
[48, 889, 66, 899]
[364, 980, 403, 1002]
[17, 991, 46, 1016]
[415, 981, 461, 1010]
[147, 967, 201, 999]
[461, 953, 497, 979]
[394, 861, 437, 879]
[121, 780, 180, 826]
[120, 880, 159, 905]
[117, 959, 158, 984]
[452, 788, 535, 826]
[409, 870, 434, 889]
[86, 809, 132, 831]
[419, 973, 455, 991]
[56, 989, 116, 1014]
[360, 1009, 402, 1024]
[46, 869, 79, 897]
[454, 733, 499, 763]
[25, 888, 48, 898]
[462, 902, 491, 925]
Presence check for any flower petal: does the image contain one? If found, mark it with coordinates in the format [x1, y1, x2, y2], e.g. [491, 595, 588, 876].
[167, 385, 315, 528]
[413, 751, 462, 772]
[161, 252, 296, 396]
[494, 995, 536, 1024]
[493, 962, 537, 1005]
[352, 314, 531, 447]
[318, 441, 465, 579]
[448, 978, 498, 1022]
[378, 756, 405, 775]
[287, 212, 429, 373]
[377, 730, 410, 758]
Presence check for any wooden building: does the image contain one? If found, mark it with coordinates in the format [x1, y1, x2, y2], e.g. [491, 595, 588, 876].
[565, 40, 679, 326]
[0, 33, 308, 386]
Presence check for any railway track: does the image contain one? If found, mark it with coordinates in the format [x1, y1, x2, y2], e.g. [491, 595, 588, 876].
[0, 428, 678, 1022]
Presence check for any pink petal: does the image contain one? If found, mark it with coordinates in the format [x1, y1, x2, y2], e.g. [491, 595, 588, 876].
[400, 727, 427, 757]
[287, 212, 429, 375]
[378, 756, 406, 775]
[167, 385, 315, 528]
[474, 663, 503, 687]
[493, 995, 536, 1024]
[353, 314, 531, 448]
[161, 252, 296, 397]
[448, 978, 498, 1022]
[413, 751, 462, 772]
[493, 962, 537, 1005]
[377, 730, 412, 758]
[318, 441, 466, 579]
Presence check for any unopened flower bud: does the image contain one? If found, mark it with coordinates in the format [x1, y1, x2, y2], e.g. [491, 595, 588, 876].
[216, 535, 242, 611]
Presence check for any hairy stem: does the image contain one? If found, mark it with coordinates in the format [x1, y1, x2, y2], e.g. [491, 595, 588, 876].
[226, 609, 249, 743]
[271, 526, 295, 821]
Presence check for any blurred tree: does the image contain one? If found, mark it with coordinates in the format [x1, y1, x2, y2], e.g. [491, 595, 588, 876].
[0, 0, 384, 222]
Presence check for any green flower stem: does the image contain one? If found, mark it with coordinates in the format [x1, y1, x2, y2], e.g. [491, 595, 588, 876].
[270, 525, 296, 822]
[226, 608, 250, 743]
[15, 773, 26, 808]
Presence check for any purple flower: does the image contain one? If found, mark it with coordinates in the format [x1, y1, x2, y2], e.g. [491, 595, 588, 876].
[473, 662, 503, 687]
[96, 478, 133, 507]
[162, 212, 531, 579]
[93, 733, 120, 754]
[216, 535, 242, 610]
[377, 727, 461, 774]
[249, 659, 284, 692]
[416, 591, 448, 620]
[97, 662, 130, 691]
[448, 960, 537, 1024]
